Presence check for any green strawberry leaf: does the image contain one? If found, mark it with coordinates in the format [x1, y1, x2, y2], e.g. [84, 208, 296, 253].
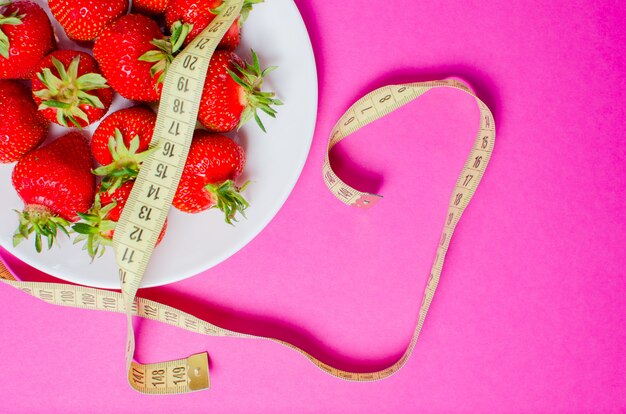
[71, 198, 118, 260]
[205, 180, 250, 225]
[226, 49, 282, 132]
[0, 8, 24, 59]
[13, 206, 71, 253]
[139, 22, 193, 86]
[92, 131, 156, 193]
[35, 55, 110, 128]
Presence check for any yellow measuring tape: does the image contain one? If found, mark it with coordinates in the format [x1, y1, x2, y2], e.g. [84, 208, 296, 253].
[0, 0, 495, 394]
[110, 0, 246, 395]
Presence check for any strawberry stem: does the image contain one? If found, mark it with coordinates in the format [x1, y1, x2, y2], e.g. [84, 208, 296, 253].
[13, 205, 71, 253]
[72, 194, 117, 260]
[33, 55, 110, 128]
[139, 21, 193, 88]
[205, 180, 250, 225]
[92, 129, 157, 193]
[227, 49, 282, 132]
[0, 4, 24, 59]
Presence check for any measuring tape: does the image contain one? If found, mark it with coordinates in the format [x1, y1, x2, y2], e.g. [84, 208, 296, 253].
[0, 0, 495, 394]
[109, 0, 246, 394]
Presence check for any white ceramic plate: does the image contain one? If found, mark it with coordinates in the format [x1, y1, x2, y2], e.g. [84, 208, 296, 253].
[0, 0, 317, 288]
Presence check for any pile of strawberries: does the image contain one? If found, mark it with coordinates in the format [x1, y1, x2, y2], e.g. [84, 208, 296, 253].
[0, 0, 281, 258]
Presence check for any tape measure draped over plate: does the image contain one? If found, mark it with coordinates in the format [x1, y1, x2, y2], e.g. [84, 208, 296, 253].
[0, 2, 495, 395]
[108, 0, 246, 395]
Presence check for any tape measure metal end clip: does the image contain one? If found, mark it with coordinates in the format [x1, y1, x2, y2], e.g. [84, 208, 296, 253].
[187, 352, 210, 391]
[352, 193, 383, 209]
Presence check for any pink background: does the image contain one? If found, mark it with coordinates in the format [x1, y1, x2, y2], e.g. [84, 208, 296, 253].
[1, 0, 625, 412]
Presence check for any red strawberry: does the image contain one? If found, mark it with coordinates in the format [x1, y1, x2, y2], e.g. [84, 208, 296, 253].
[12, 132, 96, 252]
[72, 181, 167, 259]
[91, 106, 157, 192]
[94, 14, 190, 102]
[31, 50, 113, 128]
[0, 1, 55, 79]
[173, 130, 248, 223]
[133, 0, 171, 15]
[0, 80, 49, 163]
[165, 0, 262, 50]
[199, 49, 281, 133]
[49, 0, 129, 41]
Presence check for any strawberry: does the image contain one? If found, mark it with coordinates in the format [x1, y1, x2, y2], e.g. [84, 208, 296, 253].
[91, 106, 157, 192]
[164, 0, 263, 50]
[199, 49, 281, 133]
[0, 80, 48, 163]
[12, 132, 96, 252]
[31, 50, 113, 128]
[133, 0, 171, 16]
[49, 0, 129, 42]
[0, 1, 55, 79]
[173, 130, 248, 223]
[94, 14, 190, 102]
[72, 181, 167, 259]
